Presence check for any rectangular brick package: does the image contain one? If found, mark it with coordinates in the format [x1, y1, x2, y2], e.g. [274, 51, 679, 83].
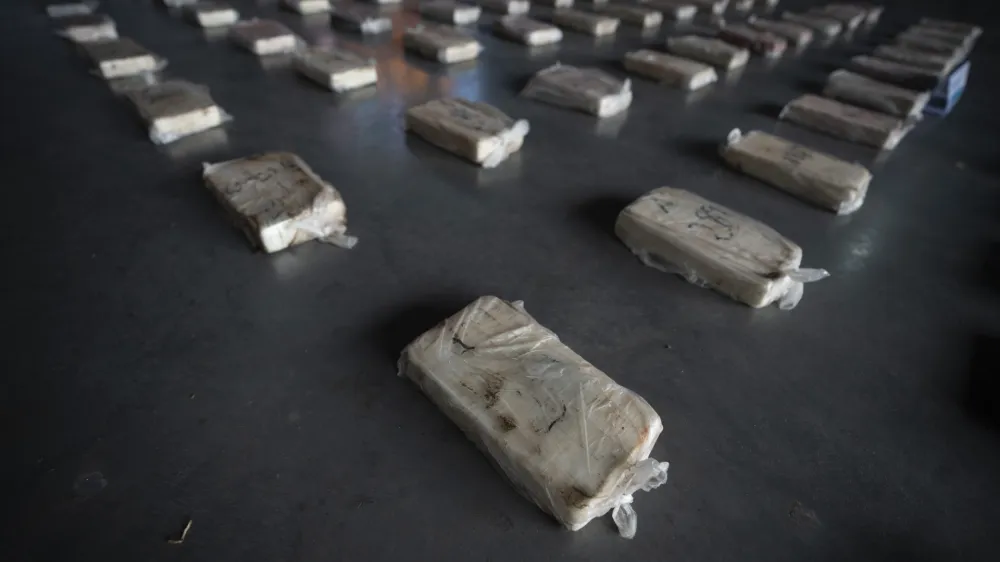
[623, 50, 717, 90]
[405, 98, 529, 168]
[823, 69, 930, 118]
[521, 64, 632, 117]
[666, 35, 749, 70]
[780, 94, 917, 150]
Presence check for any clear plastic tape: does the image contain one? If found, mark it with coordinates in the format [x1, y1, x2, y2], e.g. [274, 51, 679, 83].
[481, 120, 530, 168]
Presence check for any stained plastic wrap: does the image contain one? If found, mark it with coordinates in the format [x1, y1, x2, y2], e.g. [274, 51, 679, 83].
[419, 1, 482, 25]
[57, 14, 117, 43]
[521, 64, 632, 117]
[781, 12, 842, 38]
[780, 94, 917, 151]
[46, 1, 98, 17]
[623, 49, 717, 90]
[552, 9, 620, 36]
[229, 19, 299, 56]
[295, 47, 378, 92]
[823, 70, 929, 118]
[850, 55, 941, 90]
[126, 79, 231, 145]
[282, 0, 332, 14]
[721, 129, 871, 215]
[666, 35, 749, 70]
[873, 45, 959, 75]
[644, 1, 696, 21]
[745, 16, 813, 46]
[83, 38, 167, 79]
[330, 5, 393, 34]
[398, 296, 669, 538]
[185, 2, 239, 28]
[494, 16, 563, 46]
[404, 24, 482, 63]
[616, 187, 828, 309]
[477, 0, 530, 14]
[202, 152, 357, 253]
[718, 24, 787, 57]
[596, 5, 663, 28]
[405, 98, 529, 168]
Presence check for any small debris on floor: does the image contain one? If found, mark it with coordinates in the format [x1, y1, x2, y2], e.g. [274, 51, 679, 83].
[167, 519, 193, 544]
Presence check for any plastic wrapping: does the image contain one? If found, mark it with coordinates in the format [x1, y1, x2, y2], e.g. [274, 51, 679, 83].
[229, 19, 299, 56]
[330, 5, 393, 34]
[666, 35, 749, 70]
[895, 30, 972, 57]
[644, 1, 696, 21]
[46, 1, 98, 17]
[918, 18, 982, 40]
[282, 0, 332, 14]
[127, 80, 231, 145]
[780, 12, 842, 38]
[616, 187, 827, 309]
[823, 69, 929, 118]
[494, 16, 563, 46]
[477, 0, 530, 14]
[202, 152, 357, 253]
[780, 94, 917, 151]
[623, 50, 717, 90]
[404, 24, 482, 63]
[295, 47, 378, 92]
[850, 55, 941, 90]
[534, 0, 574, 7]
[83, 38, 166, 79]
[405, 98, 529, 168]
[873, 45, 958, 75]
[552, 9, 620, 36]
[718, 25, 787, 58]
[721, 129, 871, 215]
[419, 1, 482, 25]
[57, 14, 117, 43]
[808, 5, 864, 31]
[596, 5, 663, 28]
[521, 64, 632, 117]
[745, 16, 813, 46]
[398, 295, 669, 538]
[185, 2, 239, 28]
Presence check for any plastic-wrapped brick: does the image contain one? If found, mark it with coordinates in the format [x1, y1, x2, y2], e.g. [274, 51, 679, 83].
[873, 45, 959, 75]
[494, 16, 563, 46]
[405, 98, 528, 168]
[718, 24, 787, 57]
[688, 0, 728, 15]
[229, 19, 298, 56]
[596, 5, 663, 28]
[534, 0, 574, 7]
[477, 0, 530, 14]
[721, 129, 871, 214]
[84, 38, 165, 79]
[623, 50, 717, 90]
[202, 152, 357, 253]
[185, 2, 239, 28]
[398, 296, 670, 539]
[46, 2, 98, 17]
[809, 4, 865, 31]
[330, 5, 392, 34]
[666, 35, 749, 70]
[644, 0, 696, 21]
[282, 0, 332, 14]
[616, 187, 828, 309]
[404, 24, 482, 63]
[895, 30, 973, 56]
[781, 12, 841, 37]
[295, 47, 378, 92]
[823, 69, 929, 118]
[918, 18, 982, 40]
[850, 55, 941, 90]
[419, 1, 482, 25]
[552, 9, 620, 36]
[521, 64, 632, 117]
[745, 16, 812, 46]
[780, 94, 917, 150]
[126, 80, 230, 145]
[57, 14, 117, 43]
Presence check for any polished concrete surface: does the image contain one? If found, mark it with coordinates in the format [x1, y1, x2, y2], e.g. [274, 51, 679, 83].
[4, 0, 1000, 560]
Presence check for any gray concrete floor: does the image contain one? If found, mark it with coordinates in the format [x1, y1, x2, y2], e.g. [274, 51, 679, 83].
[4, 0, 1000, 560]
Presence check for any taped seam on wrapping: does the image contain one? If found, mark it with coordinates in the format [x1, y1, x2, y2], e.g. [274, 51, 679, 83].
[481, 119, 530, 168]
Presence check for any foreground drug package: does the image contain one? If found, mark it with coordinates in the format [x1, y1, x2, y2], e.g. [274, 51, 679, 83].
[623, 50, 717, 90]
[721, 129, 871, 215]
[419, 0, 482, 25]
[126, 80, 230, 144]
[494, 16, 563, 46]
[330, 5, 393, 34]
[780, 94, 917, 151]
[478, 0, 530, 14]
[185, 2, 239, 28]
[57, 14, 117, 43]
[616, 187, 828, 309]
[850, 55, 941, 90]
[398, 296, 669, 538]
[282, 0, 332, 14]
[230, 19, 298, 56]
[295, 47, 378, 92]
[718, 24, 787, 57]
[202, 152, 357, 253]
[781, 12, 842, 38]
[596, 5, 663, 28]
[522, 64, 632, 117]
[745, 16, 813, 46]
[824, 69, 930, 118]
[404, 24, 482, 63]
[552, 9, 620, 36]
[405, 98, 528, 168]
[84, 38, 164, 79]
[666, 35, 749, 70]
